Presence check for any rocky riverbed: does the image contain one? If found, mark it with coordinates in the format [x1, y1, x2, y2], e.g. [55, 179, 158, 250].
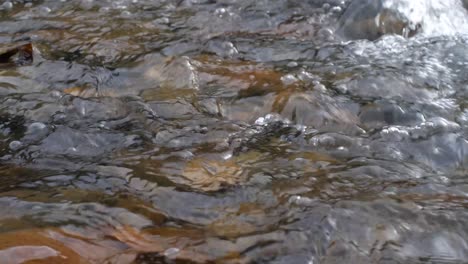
[0, 0, 467, 263]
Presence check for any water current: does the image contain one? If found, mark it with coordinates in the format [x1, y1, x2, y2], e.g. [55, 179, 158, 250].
[0, 0, 467, 263]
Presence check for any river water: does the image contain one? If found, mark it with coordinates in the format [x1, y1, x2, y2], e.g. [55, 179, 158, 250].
[0, 0, 467, 263]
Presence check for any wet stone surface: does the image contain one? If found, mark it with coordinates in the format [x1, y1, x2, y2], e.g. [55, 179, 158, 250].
[0, 0, 467, 263]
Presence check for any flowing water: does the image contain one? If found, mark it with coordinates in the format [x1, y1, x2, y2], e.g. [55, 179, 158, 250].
[0, 0, 467, 263]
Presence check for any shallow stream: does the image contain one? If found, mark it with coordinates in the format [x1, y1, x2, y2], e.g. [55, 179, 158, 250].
[0, 0, 467, 263]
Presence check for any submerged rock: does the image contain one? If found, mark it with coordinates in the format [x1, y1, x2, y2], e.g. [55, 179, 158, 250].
[144, 56, 200, 90]
[336, 0, 468, 40]
[336, 0, 421, 40]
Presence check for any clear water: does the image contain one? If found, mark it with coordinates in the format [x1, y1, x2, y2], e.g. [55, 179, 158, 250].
[0, 0, 467, 263]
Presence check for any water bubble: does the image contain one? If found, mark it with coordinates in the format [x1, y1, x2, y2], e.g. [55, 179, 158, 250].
[99, 7, 110, 13]
[153, 17, 170, 25]
[222, 152, 233, 160]
[221, 41, 238, 56]
[287, 61, 298, 68]
[50, 91, 62, 98]
[112, 2, 128, 9]
[9, 141, 22, 151]
[40, 6, 52, 14]
[281, 74, 298, 85]
[255, 117, 266, 125]
[164, 248, 180, 258]
[27, 122, 47, 135]
[330, 6, 342, 13]
[2, 1, 13, 10]
[317, 27, 334, 41]
[214, 7, 226, 16]
[289, 195, 318, 207]
[313, 83, 327, 92]
[380, 126, 410, 141]
[121, 10, 132, 17]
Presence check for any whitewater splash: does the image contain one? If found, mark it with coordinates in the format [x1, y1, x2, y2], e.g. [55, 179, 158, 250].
[337, 0, 468, 40]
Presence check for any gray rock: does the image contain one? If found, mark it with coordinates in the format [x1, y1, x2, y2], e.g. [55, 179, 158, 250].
[336, 0, 420, 40]
[336, 0, 468, 40]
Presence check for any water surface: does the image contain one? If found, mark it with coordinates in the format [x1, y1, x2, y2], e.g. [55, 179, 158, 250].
[0, 0, 467, 263]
